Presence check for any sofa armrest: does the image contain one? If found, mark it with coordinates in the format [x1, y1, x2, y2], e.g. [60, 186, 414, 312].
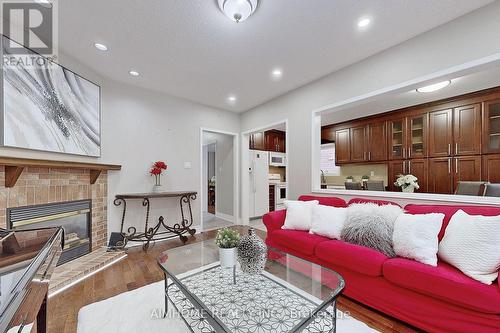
[263, 210, 286, 233]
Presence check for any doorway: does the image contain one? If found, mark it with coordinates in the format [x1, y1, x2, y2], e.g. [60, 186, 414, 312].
[242, 121, 288, 230]
[200, 129, 238, 231]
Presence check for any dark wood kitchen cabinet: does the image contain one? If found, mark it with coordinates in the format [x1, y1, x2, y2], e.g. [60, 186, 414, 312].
[388, 160, 405, 192]
[350, 126, 367, 162]
[321, 127, 335, 144]
[335, 129, 351, 164]
[265, 130, 284, 152]
[454, 104, 482, 156]
[367, 122, 387, 161]
[483, 99, 500, 154]
[428, 157, 454, 194]
[483, 154, 500, 183]
[454, 155, 482, 187]
[388, 114, 427, 160]
[388, 159, 428, 192]
[429, 109, 453, 157]
[249, 131, 266, 150]
[407, 158, 428, 193]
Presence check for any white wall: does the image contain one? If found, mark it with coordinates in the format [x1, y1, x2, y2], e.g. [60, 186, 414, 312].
[0, 51, 240, 236]
[240, 2, 500, 204]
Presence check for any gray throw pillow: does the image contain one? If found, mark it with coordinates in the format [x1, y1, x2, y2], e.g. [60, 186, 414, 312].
[341, 203, 403, 257]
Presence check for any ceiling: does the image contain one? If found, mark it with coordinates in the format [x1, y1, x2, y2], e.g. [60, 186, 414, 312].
[321, 60, 500, 125]
[57, 0, 493, 112]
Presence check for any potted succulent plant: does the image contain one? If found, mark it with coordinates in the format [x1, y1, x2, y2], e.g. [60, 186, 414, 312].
[215, 228, 240, 268]
[346, 176, 354, 183]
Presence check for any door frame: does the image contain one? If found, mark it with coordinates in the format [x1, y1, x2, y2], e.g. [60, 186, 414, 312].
[200, 128, 239, 231]
[241, 119, 289, 226]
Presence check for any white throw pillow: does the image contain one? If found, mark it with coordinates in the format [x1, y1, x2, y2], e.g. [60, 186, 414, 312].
[282, 200, 319, 231]
[309, 205, 347, 239]
[438, 210, 500, 284]
[393, 213, 445, 266]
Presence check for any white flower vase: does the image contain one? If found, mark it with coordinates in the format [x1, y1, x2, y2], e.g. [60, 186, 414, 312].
[219, 247, 237, 268]
[402, 186, 415, 193]
[152, 185, 164, 193]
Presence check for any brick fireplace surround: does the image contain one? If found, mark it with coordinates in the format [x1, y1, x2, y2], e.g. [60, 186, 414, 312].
[0, 166, 108, 250]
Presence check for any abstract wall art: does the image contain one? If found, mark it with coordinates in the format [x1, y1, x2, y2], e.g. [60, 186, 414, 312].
[1, 35, 101, 157]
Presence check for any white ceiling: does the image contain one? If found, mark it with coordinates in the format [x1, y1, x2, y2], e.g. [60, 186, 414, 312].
[57, 0, 493, 112]
[321, 60, 500, 125]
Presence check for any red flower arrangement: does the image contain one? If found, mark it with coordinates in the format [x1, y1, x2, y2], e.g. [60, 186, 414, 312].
[150, 161, 167, 186]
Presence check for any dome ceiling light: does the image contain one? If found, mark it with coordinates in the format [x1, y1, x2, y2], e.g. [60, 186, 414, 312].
[218, 0, 258, 23]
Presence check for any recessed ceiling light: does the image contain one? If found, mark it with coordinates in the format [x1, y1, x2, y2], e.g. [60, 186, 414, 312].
[357, 17, 371, 29]
[416, 80, 451, 93]
[227, 95, 237, 104]
[129, 70, 140, 77]
[94, 43, 108, 51]
[271, 68, 283, 80]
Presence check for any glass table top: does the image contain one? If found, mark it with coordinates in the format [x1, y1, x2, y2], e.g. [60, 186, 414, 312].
[157, 239, 345, 333]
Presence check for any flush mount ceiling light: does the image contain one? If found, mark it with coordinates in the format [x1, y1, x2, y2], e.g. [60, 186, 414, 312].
[94, 43, 108, 51]
[218, 0, 258, 23]
[129, 70, 140, 77]
[416, 80, 451, 93]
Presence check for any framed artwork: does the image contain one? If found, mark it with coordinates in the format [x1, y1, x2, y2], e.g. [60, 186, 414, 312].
[1, 35, 101, 157]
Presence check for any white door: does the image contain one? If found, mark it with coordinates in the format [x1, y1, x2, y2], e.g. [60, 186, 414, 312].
[249, 150, 269, 217]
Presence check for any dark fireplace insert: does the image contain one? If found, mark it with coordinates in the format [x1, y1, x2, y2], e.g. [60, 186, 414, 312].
[7, 200, 92, 265]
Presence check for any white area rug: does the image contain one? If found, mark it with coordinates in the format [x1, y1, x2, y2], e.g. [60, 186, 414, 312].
[77, 263, 378, 333]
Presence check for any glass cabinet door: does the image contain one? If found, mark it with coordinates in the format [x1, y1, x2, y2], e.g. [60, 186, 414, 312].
[408, 115, 427, 158]
[389, 119, 405, 159]
[485, 100, 500, 153]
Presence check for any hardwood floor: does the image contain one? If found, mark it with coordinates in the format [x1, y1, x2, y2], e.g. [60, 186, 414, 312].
[47, 226, 421, 333]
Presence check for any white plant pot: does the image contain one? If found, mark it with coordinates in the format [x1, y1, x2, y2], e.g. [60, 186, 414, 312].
[402, 186, 415, 193]
[346, 179, 353, 183]
[219, 247, 237, 268]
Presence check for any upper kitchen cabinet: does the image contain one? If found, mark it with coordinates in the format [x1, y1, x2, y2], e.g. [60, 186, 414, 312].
[335, 128, 351, 164]
[367, 122, 387, 161]
[350, 125, 367, 162]
[321, 126, 335, 144]
[388, 114, 428, 160]
[408, 114, 428, 159]
[429, 109, 453, 157]
[454, 103, 481, 156]
[249, 131, 266, 150]
[265, 130, 286, 153]
[483, 99, 500, 154]
[388, 118, 406, 160]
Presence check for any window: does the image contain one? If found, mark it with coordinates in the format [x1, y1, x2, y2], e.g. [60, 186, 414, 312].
[320, 144, 340, 176]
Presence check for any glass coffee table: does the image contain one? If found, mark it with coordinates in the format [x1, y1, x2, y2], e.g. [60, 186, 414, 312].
[157, 241, 345, 333]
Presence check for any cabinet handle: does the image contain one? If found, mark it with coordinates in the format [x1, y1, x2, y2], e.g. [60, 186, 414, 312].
[448, 158, 451, 174]
[455, 143, 459, 155]
[368, 151, 371, 160]
[455, 158, 458, 174]
[403, 161, 406, 174]
[408, 147, 411, 158]
[448, 144, 451, 156]
[408, 160, 411, 174]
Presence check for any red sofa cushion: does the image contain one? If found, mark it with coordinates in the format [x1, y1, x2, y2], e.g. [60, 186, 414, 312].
[298, 195, 347, 207]
[315, 240, 388, 277]
[383, 258, 500, 314]
[270, 230, 329, 256]
[348, 197, 401, 207]
[262, 209, 287, 233]
[404, 204, 500, 240]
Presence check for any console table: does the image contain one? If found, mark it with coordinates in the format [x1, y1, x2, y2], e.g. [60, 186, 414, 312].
[114, 191, 197, 250]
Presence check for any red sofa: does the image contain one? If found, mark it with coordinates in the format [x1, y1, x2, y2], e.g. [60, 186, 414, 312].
[263, 195, 500, 333]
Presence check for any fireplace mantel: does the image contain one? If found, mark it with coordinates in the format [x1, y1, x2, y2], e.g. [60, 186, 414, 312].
[0, 156, 121, 187]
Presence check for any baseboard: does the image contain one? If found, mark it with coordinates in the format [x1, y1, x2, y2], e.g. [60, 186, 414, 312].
[215, 212, 235, 223]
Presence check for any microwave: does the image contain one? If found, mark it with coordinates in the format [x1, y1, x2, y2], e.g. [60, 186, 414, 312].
[269, 152, 286, 167]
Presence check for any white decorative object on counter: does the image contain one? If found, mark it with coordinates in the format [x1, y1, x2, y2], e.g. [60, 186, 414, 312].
[394, 174, 419, 193]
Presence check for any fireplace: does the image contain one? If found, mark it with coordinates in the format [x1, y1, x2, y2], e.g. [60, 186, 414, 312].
[6, 200, 92, 265]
